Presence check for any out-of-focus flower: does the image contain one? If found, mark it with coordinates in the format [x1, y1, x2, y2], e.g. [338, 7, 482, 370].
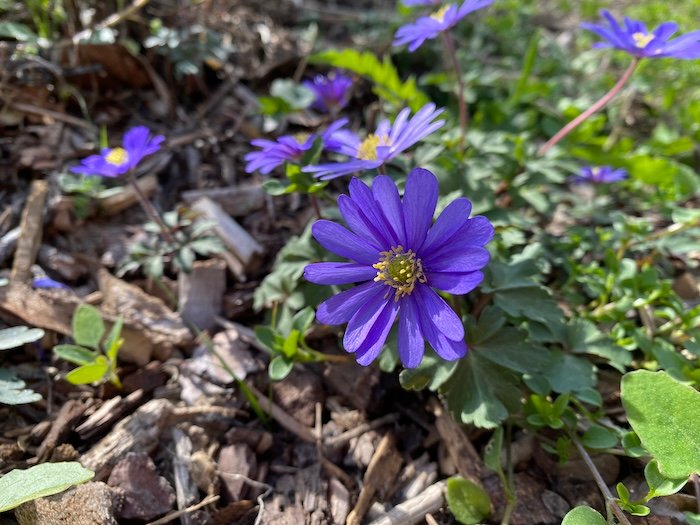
[304, 168, 493, 368]
[302, 71, 353, 114]
[570, 165, 628, 184]
[244, 119, 349, 175]
[32, 277, 70, 290]
[581, 10, 700, 59]
[71, 126, 164, 178]
[393, 0, 493, 52]
[403, 0, 441, 6]
[302, 104, 444, 180]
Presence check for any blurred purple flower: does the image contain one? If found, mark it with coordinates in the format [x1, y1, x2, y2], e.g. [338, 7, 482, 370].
[403, 0, 441, 5]
[244, 119, 349, 175]
[302, 103, 444, 180]
[394, 0, 493, 52]
[71, 126, 164, 178]
[570, 166, 628, 184]
[304, 168, 493, 368]
[581, 10, 700, 59]
[32, 277, 70, 290]
[302, 71, 352, 114]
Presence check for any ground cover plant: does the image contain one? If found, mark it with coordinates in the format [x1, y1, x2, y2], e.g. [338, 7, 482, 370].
[0, 0, 699, 524]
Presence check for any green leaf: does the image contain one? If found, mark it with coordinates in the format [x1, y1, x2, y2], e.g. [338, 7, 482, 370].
[309, 48, 429, 112]
[64, 357, 109, 385]
[281, 330, 300, 358]
[0, 462, 94, 512]
[0, 368, 41, 405]
[0, 22, 39, 42]
[0, 326, 45, 351]
[445, 476, 491, 525]
[399, 351, 457, 391]
[644, 459, 687, 498]
[71, 304, 105, 350]
[685, 512, 700, 525]
[561, 319, 632, 372]
[104, 318, 124, 364]
[291, 307, 315, 333]
[543, 352, 596, 394]
[561, 506, 607, 525]
[269, 356, 294, 381]
[270, 79, 314, 110]
[53, 344, 97, 366]
[621, 370, 700, 479]
[483, 426, 503, 473]
[581, 424, 618, 449]
[255, 326, 279, 354]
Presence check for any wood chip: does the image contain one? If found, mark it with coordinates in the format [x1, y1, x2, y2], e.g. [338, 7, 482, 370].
[178, 259, 226, 331]
[36, 399, 88, 462]
[11, 180, 48, 283]
[181, 185, 265, 217]
[366, 480, 446, 525]
[97, 174, 158, 216]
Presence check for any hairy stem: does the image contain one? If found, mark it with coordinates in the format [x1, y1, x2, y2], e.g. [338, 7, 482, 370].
[124, 170, 175, 245]
[538, 59, 639, 156]
[442, 31, 468, 151]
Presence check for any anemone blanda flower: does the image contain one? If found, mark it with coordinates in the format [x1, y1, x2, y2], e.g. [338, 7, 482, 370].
[244, 119, 348, 175]
[71, 126, 164, 178]
[571, 165, 628, 184]
[32, 277, 70, 290]
[304, 168, 493, 368]
[302, 104, 444, 180]
[393, 0, 493, 52]
[303, 71, 353, 114]
[581, 10, 700, 59]
[403, 0, 441, 5]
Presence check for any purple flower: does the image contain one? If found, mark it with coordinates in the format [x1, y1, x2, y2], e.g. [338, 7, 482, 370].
[581, 10, 700, 59]
[71, 126, 164, 178]
[302, 71, 352, 114]
[302, 104, 445, 180]
[32, 277, 70, 290]
[245, 119, 349, 175]
[394, 0, 493, 52]
[570, 166, 628, 184]
[304, 168, 493, 368]
[403, 0, 441, 5]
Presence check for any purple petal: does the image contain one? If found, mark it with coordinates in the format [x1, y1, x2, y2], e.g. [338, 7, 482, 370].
[420, 197, 472, 253]
[403, 168, 438, 249]
[354, 300, 400, 366]
[425, 270, 484, 294]
[343, 286, 394, 352]
[337, 195, 387, 249]
[424, 246, 490, 273]
[398, 295, 425, 368]
[372, 175, 406, 246]
[304, 262, 376, 285]
[311, 220, 380, 265]
[413, 292, 467, 360]
[316, 281, 383, 325]
[348, 178, 397, 246]
[413, 285, 464, 341]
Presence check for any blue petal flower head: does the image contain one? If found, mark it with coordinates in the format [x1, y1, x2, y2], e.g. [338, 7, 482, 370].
[302, 71, 353, 114]
[71, 126, 164, 178]
[403, 0, 441, 5]
[304, 168, 494, 368]
[244, 119, 349, 175]
[32, 277, 70, 290]
[394, 0, 493, 52]
[571, 165, 628, 184]
[303, 104, 445, 180]
[581, 10, 700, 59]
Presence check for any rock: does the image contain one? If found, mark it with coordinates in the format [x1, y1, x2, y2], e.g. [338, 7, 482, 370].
[15, 481, 122, 525]
[107, 452, 175, 521]
[542, 489, 570, 518]
[271, 367, 324, 427]
[218, 443, 257, 501]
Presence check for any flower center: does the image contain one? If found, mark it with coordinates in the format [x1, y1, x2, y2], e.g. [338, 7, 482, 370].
[105, 147, 129, 166]
[373, 246, 426, 301]
[430, 5, 450, 23]
[294, 132, 311, 145]
[632, 32, 653, 48]
[357, 134, 390, 161]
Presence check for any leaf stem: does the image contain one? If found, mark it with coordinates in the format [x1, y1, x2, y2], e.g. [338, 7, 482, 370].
[537, 59, 639, 156]
[124, 170, 176, 245]
[442, 30, 467, 151]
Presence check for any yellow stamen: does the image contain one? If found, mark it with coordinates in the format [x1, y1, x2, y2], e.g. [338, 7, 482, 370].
[430, 5, 451, 23]
[105, 147, 129, 166]
[357, 134, 390, 161]
[373, 246, 426, 301]
[632, 32, 653, 49]
[294, 132, 311, 145]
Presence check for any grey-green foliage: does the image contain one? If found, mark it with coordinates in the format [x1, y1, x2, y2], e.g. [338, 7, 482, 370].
[0, 326, 45, 405]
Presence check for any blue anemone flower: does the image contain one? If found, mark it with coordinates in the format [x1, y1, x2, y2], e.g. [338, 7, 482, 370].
[304, 168, 493, 368]
[302, 71, 353, 114]
[244, 119, 349, 175]
[302, 104, 444, 180]
[393, 0, 493, 52]
[571, 166, 628, 184]
[71, 126, 164, 178]
[32, 277, 70, 290]
[581, 10, 700, 59]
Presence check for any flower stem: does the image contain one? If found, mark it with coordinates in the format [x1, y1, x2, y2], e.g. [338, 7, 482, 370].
[442, 31, 467, 151]
[538, 58, 639, 156]
[124, 170, 175, 245]
[310, 194, 323, 220]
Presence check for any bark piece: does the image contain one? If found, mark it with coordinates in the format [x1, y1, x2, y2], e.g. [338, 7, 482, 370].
[191, 197, 263, 274]
[80, 398, 174, 479]
[346, 433, 403, 525]
[182, 185, 265, 217]
[328, 477, 350, 525]
[218, 443, 257, 502]
[366, 480, 446, 525]
[75, 389, 145, 440]
[323, 362, 379, 411]
[11, 180, 48, 283]
[171, 427, 202, 525]
[96, 174, 157, 215]
[271, 367, 324, 427]
[15, 481, 123, 525]
[38, 245, 88, 281]
[178, 259, 226, 332]
[108, 452, 175, 520]
[36, 399, 88, 462]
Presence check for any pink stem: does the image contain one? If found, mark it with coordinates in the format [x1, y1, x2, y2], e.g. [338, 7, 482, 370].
[537, 58, 639, 156]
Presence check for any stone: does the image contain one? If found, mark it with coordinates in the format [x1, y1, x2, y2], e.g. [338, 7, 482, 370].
[218, 443, 257, 501]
